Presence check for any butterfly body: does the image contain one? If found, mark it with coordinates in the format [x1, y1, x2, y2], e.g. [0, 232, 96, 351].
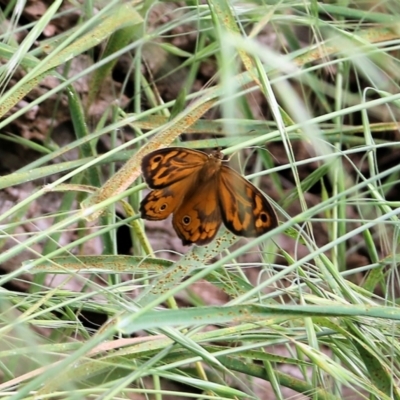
[140, 147, 277, 246]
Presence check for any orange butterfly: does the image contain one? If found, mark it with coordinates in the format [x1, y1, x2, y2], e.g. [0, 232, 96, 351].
[140, 147, 277, 245]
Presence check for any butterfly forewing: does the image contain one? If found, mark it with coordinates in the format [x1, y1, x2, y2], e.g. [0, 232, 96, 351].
[141, 148, 208, 189]
[218, 166, 278, 237]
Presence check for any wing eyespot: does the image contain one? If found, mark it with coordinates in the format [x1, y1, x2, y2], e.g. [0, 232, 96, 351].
[159, 203, 167, 211]
[260, 212, 269, 223]
[182, 216, 191, 225]
[152, 155, 163, 163]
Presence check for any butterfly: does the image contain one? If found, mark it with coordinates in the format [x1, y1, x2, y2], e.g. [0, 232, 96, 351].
[140, 147, 278, 246]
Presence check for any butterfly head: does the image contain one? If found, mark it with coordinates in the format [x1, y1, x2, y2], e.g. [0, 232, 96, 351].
[209, 149, 224, 161]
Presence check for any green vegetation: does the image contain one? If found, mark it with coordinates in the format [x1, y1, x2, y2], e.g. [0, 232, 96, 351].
[0, 1, 399, 399]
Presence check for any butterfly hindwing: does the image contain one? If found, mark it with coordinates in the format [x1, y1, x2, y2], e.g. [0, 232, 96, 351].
[172, 179, 222, 245]
[140, 181, 183, 220]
